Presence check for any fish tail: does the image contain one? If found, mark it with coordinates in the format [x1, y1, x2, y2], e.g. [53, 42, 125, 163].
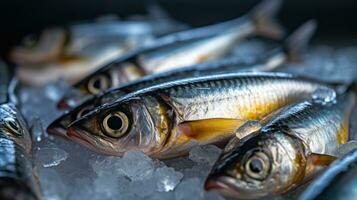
[284, 19, 317, 62]
[145, 0, 171, 20]
[252, 0, 285, 40]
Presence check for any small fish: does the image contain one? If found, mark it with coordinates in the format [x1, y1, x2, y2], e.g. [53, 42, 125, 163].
[298, 146, 357, 200]
[0, 64, 41, 199]
[205, 88, 355, 199]
[12, 22, 155, 86]
[66, 72, 332, 159]
[48, 20, 317, 137]
[58, 0, 285, 108]
[11, 3, 187, 66]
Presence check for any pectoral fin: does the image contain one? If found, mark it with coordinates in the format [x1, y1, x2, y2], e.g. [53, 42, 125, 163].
[177, 118, 245, 142]
[305, 153, 337, 178]
[309, 153, 337, 166]
[235, 120, 262, 139]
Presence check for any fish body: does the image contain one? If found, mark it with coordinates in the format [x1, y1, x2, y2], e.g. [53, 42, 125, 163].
[299, 148, 357, 200]
[59, 0, 285, 106]
[13, 22, 155, 85]
[67, 72, 331, 159]
[205, 90, 355, 199]
[0, 65, 40, 199]
[55, 19, 316, 111]
[49, 49, 288, 136]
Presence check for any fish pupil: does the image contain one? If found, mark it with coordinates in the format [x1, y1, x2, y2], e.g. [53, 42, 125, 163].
[107, 116, 122, 131]
[249, 158, 263, 173]
[93, 79, 101, 89]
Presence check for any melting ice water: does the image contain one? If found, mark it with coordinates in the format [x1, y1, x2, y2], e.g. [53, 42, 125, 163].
[18, 40, 357, 200]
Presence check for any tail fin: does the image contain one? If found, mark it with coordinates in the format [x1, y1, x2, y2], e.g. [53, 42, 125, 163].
[252, 0, 285, 39]
[284, 20, 317, 62]
[146, 0, 171, 20]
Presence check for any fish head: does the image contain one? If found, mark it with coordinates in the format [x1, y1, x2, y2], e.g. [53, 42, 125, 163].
[48, 97, 97, 137]
[67, 95, 172, 156]
[57, 72, 112, 110]
[205, 129, 306, 199]
[0, 103, 32, 153]
[11, 28, 66, 64]
[57, 61, 142, 110]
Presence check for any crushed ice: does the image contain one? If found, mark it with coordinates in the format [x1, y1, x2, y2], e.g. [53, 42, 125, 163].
[17, 41, 357, 200]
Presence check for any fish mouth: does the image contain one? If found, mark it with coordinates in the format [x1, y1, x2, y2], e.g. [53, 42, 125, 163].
[46, 124, 68, 138]
[205, 176, 237, 192]
[67, 127, 118, 155]
[205, 176, 265, 199]
[46, 115, 71, 137]
[67, 127, 95, 148]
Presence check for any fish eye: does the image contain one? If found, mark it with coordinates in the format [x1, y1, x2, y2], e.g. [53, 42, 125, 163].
[5, 119, 22, 136]
[244, 151, 270, 180]
[101, 111, 129, 138]
[87, 75, 110, 95]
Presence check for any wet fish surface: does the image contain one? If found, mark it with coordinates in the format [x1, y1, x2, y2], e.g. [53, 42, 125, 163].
[0, 63, 41, 200]
[58, 0, 285, 108]
[66, 72, 333, 159]
[48, 20, 317, 137]
[205, 88, 355, 199]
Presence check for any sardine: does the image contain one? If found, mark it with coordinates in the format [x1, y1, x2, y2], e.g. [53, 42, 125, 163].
[58, 0, 285, 108]
[66, 72, 333, 159]
[298, 147, 357, 200]
[205, 89, 355, 199]
[48, 20, 317, 137]
[0, 64, 41, 199]
[11, 2, 187, 66]
[12, 22, 155, 86]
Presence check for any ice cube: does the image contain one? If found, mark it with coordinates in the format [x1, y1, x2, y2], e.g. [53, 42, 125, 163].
[37, 167, 68, 200]
[204, 191, 226, 200]
[35, 139, 68, 168]
[44, 79, 71, 101]
[174, 178, 204, 200]
[93, 171, 123, 198]
[164, 157, 194, 171]
[146, 192, 175, 200]
[189, 145, 222, 166]
[116, 151, 155, 181]
[128, 178, 156, 198]
[36, 147, 68, 168]
[153, 167, 183, 192]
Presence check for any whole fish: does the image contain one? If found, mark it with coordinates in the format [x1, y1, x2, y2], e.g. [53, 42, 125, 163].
[0, 64, 41, 199]
[11, 3, 187, 66]
[48, 20, 317, 137]
[66, 72, 333, 159]
[12, 22, 154, 86]
[205, 89, 355, 199]
[299, 147, 357, 200]
[58, 0, 285, 109]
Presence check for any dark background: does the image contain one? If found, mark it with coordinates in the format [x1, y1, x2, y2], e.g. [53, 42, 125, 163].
[1, 0, 356, 58]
